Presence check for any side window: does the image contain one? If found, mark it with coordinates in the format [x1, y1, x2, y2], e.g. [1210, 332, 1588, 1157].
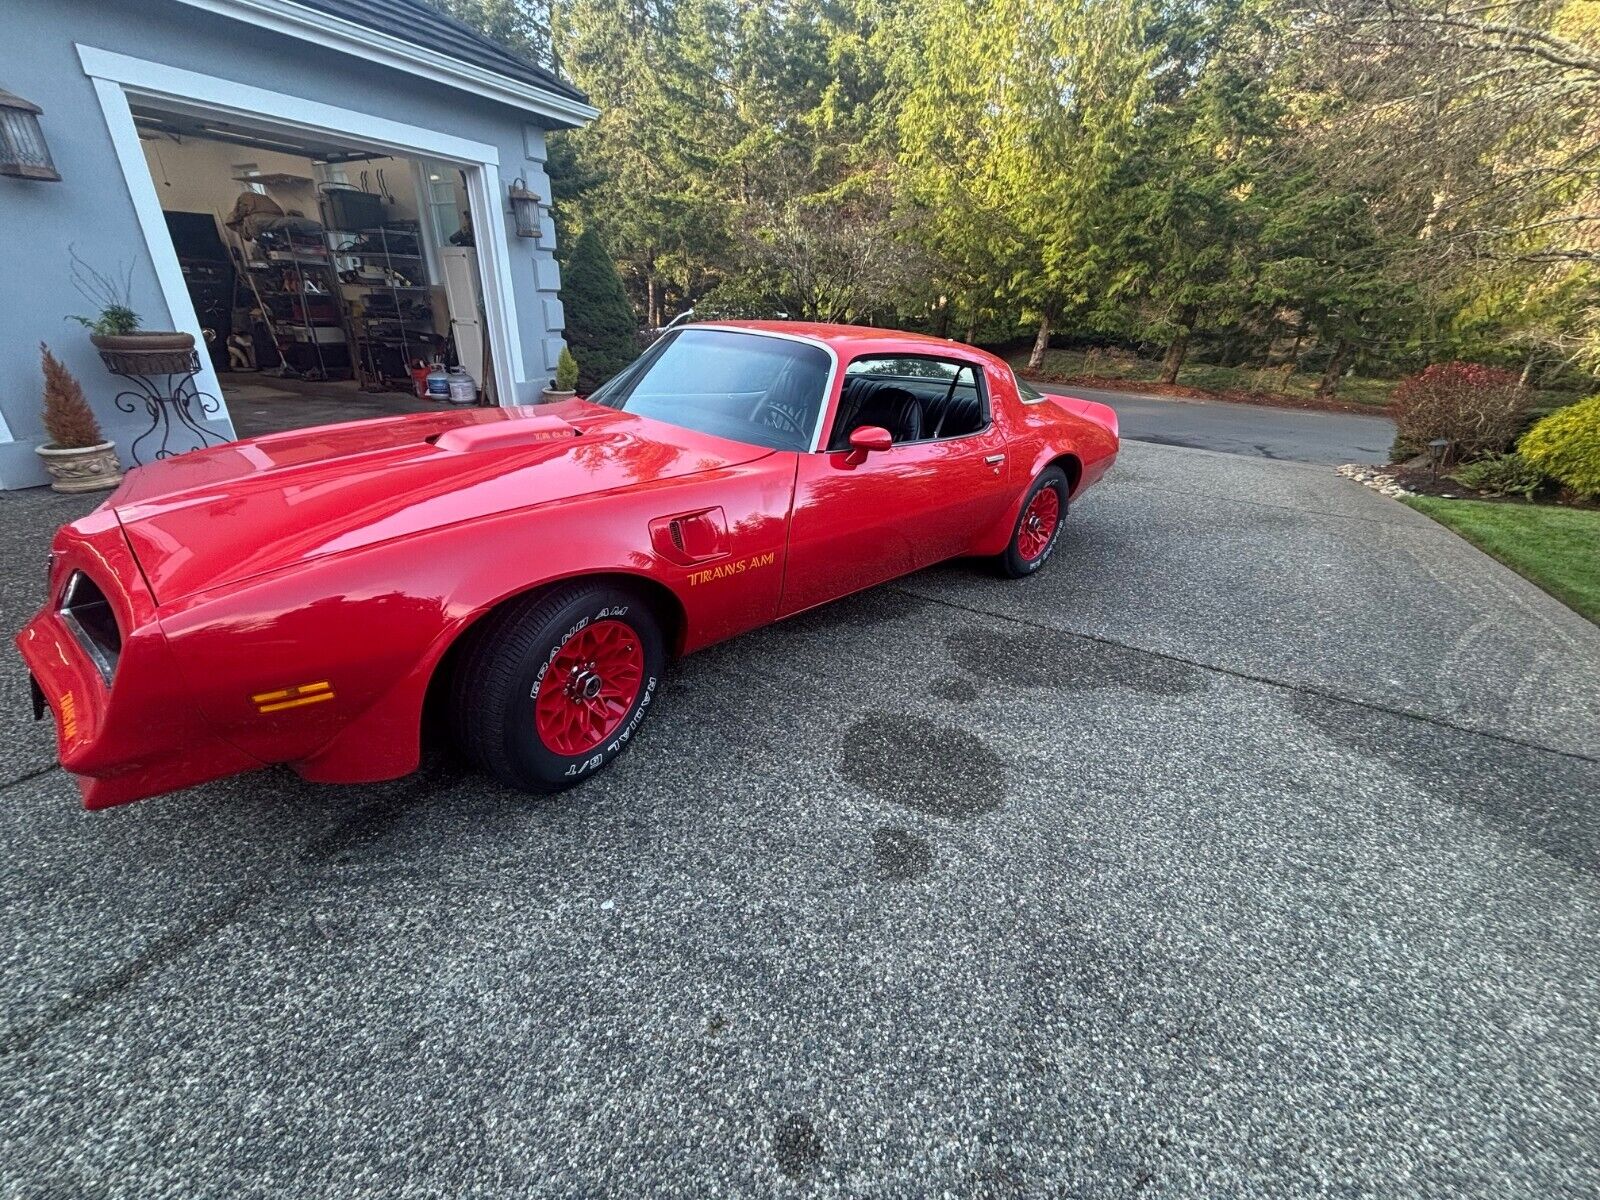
[830, 355, 988, 450]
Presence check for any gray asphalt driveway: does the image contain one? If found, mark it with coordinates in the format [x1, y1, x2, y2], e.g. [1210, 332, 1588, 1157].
[2, 442, 1598, 1198]
[1036, 381, 1397, 464]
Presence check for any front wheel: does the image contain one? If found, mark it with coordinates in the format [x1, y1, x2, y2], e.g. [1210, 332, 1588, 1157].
[449, 582, 666, 792]
[997, 467, 1068, 578]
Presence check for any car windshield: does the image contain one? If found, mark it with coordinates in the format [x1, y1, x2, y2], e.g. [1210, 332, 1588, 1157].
[590, 329, 831, 452]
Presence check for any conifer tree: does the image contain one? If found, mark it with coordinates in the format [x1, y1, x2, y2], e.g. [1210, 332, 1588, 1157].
[39, 343, 106, 449]
[561, 227, 639, 391]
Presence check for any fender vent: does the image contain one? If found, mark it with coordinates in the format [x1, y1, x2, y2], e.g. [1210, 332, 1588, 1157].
[649, 508, 730, 564]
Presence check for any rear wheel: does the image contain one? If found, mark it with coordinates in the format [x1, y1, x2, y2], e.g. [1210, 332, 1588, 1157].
[450, 582, 665, 792]
[997, 466, 1068, 578]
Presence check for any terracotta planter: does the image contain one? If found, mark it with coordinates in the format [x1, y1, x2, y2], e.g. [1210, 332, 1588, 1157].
[36, 441, 123, 494]
[92, 331, 198, 376]
[540, 388, 578, 404]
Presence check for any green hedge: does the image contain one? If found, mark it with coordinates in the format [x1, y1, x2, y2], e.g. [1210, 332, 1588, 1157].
[1519, 394, 1600, 498]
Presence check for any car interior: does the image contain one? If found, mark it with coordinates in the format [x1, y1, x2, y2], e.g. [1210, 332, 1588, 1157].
[598, 329, 833, 452]
[828, 357, 988, 450]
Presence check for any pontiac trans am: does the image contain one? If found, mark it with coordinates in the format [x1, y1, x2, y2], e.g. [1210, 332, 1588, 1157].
[18, 322, 1118, 808]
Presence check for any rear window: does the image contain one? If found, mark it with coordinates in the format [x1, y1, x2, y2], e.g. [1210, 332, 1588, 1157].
[592, 329, 831, 451]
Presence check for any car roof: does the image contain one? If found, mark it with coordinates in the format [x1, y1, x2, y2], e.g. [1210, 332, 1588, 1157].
[691, 320, 1006, 367]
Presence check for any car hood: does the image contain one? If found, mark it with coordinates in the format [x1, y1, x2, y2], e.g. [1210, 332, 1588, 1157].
[111, 401, 773, 603]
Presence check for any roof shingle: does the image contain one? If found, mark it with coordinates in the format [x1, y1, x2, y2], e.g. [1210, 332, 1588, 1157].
[293, 0, 588, 104]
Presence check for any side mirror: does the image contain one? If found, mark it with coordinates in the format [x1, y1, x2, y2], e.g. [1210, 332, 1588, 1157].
[845, 425, 893, 464]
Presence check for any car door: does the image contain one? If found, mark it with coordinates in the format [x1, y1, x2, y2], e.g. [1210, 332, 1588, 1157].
[778, 358, 1013, 617]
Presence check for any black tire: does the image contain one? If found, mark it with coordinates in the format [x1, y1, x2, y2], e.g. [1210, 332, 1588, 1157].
[449, 582, 666, 793]
[997, 466, 1069, 578]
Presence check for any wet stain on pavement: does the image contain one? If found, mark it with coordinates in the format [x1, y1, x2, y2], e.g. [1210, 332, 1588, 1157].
[843, 714, 1005, 818]
[773, 1113, 824, 1178]
[871, 825, 934, 880]
[931, 674, 982, 703]
[1288, 690, 1600, 876]
[947, 629, 1206, 696]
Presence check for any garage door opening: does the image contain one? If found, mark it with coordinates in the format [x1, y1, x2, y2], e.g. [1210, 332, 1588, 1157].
[130, 103, 495, 438]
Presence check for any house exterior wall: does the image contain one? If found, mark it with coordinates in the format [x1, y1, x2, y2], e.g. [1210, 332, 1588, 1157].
[1, 0, 567, 489]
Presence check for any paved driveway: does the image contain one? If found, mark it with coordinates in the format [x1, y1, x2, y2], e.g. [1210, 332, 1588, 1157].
[2, 442, 1598, 1197]
[1036, 382, 1397, 464]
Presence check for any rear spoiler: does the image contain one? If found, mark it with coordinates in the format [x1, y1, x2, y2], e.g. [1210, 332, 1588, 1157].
[1051, 394, 1119, 438]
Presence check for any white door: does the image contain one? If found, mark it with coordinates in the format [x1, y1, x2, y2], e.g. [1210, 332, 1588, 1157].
[441, 246, 486, 395]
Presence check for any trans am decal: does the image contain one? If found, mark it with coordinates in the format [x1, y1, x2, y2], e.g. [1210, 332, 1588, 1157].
[687, 551, 776, 587]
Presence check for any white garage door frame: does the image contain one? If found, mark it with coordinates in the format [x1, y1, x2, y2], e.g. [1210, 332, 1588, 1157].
[76, 44, 527, 429]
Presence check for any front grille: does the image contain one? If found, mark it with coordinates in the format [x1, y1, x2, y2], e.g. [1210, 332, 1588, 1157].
[59, 571, 120, 684]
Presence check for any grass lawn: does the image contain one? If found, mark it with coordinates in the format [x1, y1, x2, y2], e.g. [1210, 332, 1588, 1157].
[1015, 348, 1398, 407]
[1404, 495, 1600, 624]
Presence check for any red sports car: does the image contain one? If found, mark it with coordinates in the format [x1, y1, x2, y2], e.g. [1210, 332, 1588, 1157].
[18, 323, 1117, 809]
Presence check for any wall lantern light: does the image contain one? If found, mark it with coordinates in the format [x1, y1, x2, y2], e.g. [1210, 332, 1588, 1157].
[508, 177, 542, 238]
[0, 87, 61, 181]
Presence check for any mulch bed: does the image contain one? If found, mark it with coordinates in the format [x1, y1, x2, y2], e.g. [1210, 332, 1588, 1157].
[1020, 371, 1394, 416]
[1391, 462, 1598, 510]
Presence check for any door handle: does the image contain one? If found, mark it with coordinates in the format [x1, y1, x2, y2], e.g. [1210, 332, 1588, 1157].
[984, 454, 1005, 465]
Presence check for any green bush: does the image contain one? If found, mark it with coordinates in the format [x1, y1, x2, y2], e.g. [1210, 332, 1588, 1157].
[560, 228, 639, 392]
[555, 346, 579, 392]
[1519, 393, 1600, 498]
[1448, 452, 1546, 498]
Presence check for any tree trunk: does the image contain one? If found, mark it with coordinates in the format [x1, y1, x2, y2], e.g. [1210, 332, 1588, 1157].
[1159, 305, 1198, 384]
[646, 275, 658, 329]
[1026, 308, 1053, 372]
[1315, 336, 1352, 400]
[1519, 350, 1536, 388]
[933, 295, 950, 339]
[1159, 329, 1190, 384]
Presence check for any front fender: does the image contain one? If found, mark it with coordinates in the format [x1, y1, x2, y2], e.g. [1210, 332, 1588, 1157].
[157, 458, 792, 787]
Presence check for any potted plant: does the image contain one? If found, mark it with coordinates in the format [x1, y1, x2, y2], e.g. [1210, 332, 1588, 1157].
[541, 347, 580, 403]
[35, 343, 123, 493]
[67, 247, 194, 363]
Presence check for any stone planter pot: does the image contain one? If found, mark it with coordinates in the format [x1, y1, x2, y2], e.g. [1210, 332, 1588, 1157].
[36, 441, 123, 494]
[91, 331, 198, 376]
[540, 388, 578, 404]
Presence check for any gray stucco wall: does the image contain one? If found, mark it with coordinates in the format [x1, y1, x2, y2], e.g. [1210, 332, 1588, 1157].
[1, 0, 566, 489]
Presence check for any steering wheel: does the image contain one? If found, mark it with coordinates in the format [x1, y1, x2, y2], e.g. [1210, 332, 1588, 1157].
[750, 395, 806, 437]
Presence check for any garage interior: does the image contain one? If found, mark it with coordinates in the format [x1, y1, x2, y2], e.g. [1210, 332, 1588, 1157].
[133, 104, 494, 438]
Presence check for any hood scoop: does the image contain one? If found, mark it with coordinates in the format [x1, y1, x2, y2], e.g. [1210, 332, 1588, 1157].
[430, 411, 580, 454]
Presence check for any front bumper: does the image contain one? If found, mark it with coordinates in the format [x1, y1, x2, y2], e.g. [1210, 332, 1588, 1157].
[18, 511, 260, 809]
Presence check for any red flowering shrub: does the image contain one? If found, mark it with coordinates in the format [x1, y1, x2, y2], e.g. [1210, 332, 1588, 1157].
[1390, 362, 1528, 462]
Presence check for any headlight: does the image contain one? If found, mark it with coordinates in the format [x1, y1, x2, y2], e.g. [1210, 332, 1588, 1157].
[59, 571, 121, 684]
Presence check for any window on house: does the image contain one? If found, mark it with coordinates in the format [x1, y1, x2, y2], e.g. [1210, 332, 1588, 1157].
[423, 161, 467, 246]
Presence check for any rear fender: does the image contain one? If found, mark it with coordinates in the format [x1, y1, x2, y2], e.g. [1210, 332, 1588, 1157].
[968, 447, 1077, 557]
